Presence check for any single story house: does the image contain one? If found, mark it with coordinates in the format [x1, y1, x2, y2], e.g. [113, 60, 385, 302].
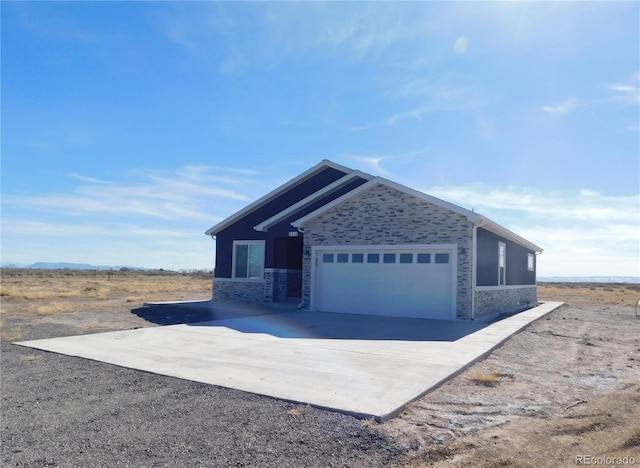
[205, 160, 542, 321]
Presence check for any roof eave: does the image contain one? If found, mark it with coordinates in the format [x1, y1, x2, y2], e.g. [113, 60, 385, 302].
[253, 170, 373, 232]
[204, 159, 353, 236]
[292, 177, 482, 228]
[477, 216, 544, 253]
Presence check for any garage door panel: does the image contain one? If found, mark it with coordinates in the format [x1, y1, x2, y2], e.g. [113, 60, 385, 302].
[315, 248, 454, 319]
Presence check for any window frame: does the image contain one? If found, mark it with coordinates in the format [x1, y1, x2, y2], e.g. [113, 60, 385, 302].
[498, 241, 506, 285]
[232, 240, 265, 280]
[527, 253, 535, 272]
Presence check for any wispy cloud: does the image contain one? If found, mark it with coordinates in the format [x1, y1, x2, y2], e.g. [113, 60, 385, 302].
[389, 78, 491, 126]
[542, 72, 639, 116]
[5, 165, 253, 222]
[605, 72, 640, 105]
[542, 97, 578, 114]
[420, 183, 640, 276]
[70, 173, 112, 184]
[342, 148, 430, 180]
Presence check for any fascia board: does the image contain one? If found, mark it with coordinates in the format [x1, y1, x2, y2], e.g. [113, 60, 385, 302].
[292, 177, 482, 228]
[253, 171, 373, 232]
[478, 216, 544, 253]
[204, 159, 353, 236]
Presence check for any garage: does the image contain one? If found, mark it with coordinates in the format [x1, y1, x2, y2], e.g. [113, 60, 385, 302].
[312, 245, 456, 319]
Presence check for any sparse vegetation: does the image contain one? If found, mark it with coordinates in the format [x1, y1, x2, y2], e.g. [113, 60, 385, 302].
[467, 367, 500, 386]
[0, 268, 213, 319]
[538, 282, 640, 306]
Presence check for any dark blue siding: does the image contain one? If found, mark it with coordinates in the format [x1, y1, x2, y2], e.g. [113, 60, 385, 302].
[215, 167, 367, 278]
[476, 228, 536, 286]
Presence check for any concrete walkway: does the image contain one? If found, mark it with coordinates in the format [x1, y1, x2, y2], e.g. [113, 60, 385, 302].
[16, 301, 563, 421]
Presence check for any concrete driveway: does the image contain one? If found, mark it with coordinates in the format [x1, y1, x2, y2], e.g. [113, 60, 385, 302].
[16, 301, 563, 421]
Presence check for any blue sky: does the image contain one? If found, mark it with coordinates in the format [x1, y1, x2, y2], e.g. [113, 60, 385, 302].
[2, 1, 639, 276]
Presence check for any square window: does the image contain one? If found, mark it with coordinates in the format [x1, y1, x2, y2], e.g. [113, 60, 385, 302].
[399, 253, 413, 264]
[417, 253, 431, 263]
[352, 253, 364, 263]
[383, 253, 396, 263]
[337, 253, 349, 263]
[233, 241, 264, 279]
[435, 253, 449, 264]
[367, 253, 380, 263]
[322, 253, 334, 263]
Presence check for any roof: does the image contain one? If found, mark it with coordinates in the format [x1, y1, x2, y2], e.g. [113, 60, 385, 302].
[204, 160, 353, 236]
[253, 170, 373, 232]
[205, 159, 542, 252]
[290, 176, 543, 253]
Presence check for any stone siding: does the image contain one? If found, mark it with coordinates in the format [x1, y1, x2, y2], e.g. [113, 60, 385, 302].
[213, 279, 266, 303]
[474, 286, 538, 319]
[301, 184, 474, 319]
[214, 269, 302, 304]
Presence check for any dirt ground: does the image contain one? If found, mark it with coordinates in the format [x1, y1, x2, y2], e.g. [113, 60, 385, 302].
[1, 270, 639, 467]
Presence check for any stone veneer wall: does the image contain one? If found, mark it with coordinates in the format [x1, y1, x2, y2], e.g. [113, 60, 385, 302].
[214, 269, 302, 303]
[213, 279, 266, 303]
[300, 184, 474, 319]
[474, 286, 538, 319]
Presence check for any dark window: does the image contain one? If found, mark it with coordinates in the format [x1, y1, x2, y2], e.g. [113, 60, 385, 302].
[337, 253, 349, 263]
[367, 253, 380, 263]
[435, 253, 449, 264]
[399, 253, 413, 264]
[234, 242, 264, 279]
[352, 253, 364, 263]
[323, 253, 334, 263]
[383, 253, 396, 263]
[417, 253, 431, 263]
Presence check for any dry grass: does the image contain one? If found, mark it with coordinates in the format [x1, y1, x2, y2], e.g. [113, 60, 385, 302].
[467, 367, 500, 386]
[0, 268, 213, 320]
[0, 324, 23, 342]
[287, 405, 311, 417]
[538, 282, 640, 306]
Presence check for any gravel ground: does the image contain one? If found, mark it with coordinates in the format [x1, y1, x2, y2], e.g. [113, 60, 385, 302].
[1, 327, 406, 467]
[2, 283, 639, 467]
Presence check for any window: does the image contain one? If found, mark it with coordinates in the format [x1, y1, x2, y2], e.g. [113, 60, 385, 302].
[417, 253, 431, 264]
[498, 242, 506, 285]
[435, 253, 449, 264]
[322, 253, 334, 263]
[399, 253, 413, 264]
[352, 253, 364, 263]
[383, 253, 396, 263]
[233, 241, 264, 279]
[367, 253, 380, 263]
[337, 253, 349, 263]
[528, 253, 535, 272]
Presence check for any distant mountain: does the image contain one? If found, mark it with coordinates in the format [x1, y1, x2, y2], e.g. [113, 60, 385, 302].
[1, 262, 143, 271]
[538, 276, 640, 284]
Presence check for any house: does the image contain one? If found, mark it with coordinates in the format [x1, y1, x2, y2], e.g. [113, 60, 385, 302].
[205, 160, 542, 321]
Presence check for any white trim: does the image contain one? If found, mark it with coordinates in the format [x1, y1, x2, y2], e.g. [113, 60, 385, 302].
[253, 171, 373, 232]
[476, 284, 536, 291]
[264, 268, 302, 273]
[292, 177, 481, 228]
[205, 160, 353, 235]
[310, 243, 457, 320]
[214, 277, 265, 284]
[231, 240, 265, 279]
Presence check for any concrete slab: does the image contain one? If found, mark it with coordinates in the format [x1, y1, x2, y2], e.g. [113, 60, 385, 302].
[15, 301, 564, 421]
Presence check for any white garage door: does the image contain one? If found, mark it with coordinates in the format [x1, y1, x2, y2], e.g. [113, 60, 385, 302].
[313, 246, 455, 319]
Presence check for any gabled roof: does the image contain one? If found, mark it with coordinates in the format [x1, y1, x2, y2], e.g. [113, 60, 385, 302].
[291, 177, 543, 253]
[204, 160, 353, 236]
[253, 170, 373, 232]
